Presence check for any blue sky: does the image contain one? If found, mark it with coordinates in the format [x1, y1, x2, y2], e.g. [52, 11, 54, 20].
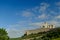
[0, 0, 60, 38]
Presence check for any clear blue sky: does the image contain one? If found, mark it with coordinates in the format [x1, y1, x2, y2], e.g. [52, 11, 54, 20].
[0, 0, 60, 38]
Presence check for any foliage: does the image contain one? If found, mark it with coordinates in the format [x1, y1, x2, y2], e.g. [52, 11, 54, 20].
[10, 27, 60, 40]
[21, 27, 60, 40]
[53, 38, 60, 40]
[37, 28, 60, 40]
[0, 28, 9, 40]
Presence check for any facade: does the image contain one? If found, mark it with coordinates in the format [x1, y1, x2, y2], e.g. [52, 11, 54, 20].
[25, 22, 55, 35]
[42, 22, 55, 28]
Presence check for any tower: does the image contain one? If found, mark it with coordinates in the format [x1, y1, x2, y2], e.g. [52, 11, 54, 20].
[43, 22, 48, 28]
[42, 22, 55, 28]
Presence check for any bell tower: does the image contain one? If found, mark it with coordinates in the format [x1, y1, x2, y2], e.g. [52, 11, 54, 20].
[42, 22, 55, 28]
[43, 22, 48, 28]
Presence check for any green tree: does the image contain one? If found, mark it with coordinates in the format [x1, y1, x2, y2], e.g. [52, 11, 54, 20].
[33, 38, 37, 40]
[0, 28, 9, 40]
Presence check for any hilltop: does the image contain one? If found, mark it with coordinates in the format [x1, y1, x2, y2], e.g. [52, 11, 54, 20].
[9, 22, 60, 40]
[9, 27, 60, 40]
[21, 27, 60, 40]
[25, 22, 55, 35]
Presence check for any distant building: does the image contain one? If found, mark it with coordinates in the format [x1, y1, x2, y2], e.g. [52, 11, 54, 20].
[25, 22, 55, 35]
[42, 22, 55, 28]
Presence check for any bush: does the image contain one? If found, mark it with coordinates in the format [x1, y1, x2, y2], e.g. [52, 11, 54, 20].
[0, 28, 9, 40]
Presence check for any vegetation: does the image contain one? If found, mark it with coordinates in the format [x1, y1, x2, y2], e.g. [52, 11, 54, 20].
[21, 27, 60, 40]
[53, 38, 60, 40]
[0, 28, 9, 40]
[9, 27, 60, 40]
[9, 38, 21, 40]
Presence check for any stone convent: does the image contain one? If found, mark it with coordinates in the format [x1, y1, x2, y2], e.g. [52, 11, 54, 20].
[42, 22, 55, 28]
[25, 22, 55, 35]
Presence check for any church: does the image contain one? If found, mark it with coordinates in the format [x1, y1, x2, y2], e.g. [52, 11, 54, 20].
[25, 22, 55, 35]
[42, 22, 55, 28]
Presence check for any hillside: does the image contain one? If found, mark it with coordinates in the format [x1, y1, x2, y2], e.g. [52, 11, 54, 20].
[9, 38, 19, 40]
[53, 38, 60, 40]
[21, 27, 60, 40]
[9, 27, 60, 40]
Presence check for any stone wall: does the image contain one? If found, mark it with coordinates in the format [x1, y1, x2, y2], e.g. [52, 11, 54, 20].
[26, 28, 51, 35]
[25, 22, 55, 35]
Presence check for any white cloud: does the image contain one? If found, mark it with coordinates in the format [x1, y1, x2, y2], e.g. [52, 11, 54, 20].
[17, 2, 51, 20]
[22, 11, 35, 17]
[10, 2, 60, 38]
[31, 3, 50, 13]
[21, 10, 36, 20]
[7, 25, 27, 38]
[55, 15, 60, 19]
[49, 10, 58, 16]
[7, 28, 25, 38]
[30, 22, 44, 27]
[38, 14, 47, 19]
[31, 3, 50, 20]
[50, 11, 56, 14]
[39, 3, 50, 13]
[47, 20, 60, 27]
[35, 13, 51, 20]
[6, 20, 33, 38]
[56, 2, 60, 6]
[56, 2, 60, 9]
[30, 20, 60, 28]
[32, 6, 39, 12]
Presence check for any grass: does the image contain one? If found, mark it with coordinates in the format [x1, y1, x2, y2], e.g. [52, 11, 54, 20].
[9, 27, 60, 40]
[9, 38, 22, 40]
[53, 38, 60, 40]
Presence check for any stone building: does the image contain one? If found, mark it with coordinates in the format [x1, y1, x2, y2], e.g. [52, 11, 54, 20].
[25, 22, 55, 35]
[42, 22, 55, 28]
